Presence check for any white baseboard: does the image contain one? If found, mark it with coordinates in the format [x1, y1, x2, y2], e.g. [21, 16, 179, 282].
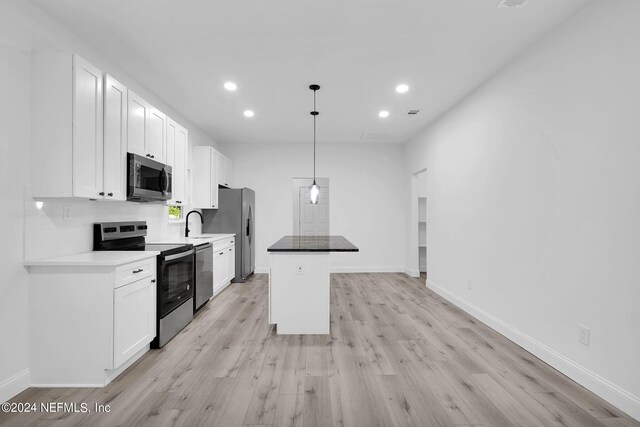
[255, 266, 406, 274]
[426, 279, 640, 422]
[405, 268, 420, 277]
[330, 266, 405, 273]
[0, 369, 30, 403]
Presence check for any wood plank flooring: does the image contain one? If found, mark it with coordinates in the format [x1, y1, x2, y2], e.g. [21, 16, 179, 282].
[1, 273, 636, 427]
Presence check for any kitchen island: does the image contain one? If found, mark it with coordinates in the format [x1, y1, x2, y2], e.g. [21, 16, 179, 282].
[267, 235, 358, 334]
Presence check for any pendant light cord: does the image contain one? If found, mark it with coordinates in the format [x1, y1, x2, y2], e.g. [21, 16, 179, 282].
[313, 89, 316, 182]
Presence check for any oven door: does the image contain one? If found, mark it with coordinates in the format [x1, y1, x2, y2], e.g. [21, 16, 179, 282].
[158, 249, 194, 318]
[127, 153, 172, 201]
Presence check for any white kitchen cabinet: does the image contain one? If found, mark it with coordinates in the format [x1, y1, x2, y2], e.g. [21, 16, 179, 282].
[31, 53, 107, 199]
[148, 107, 167, 163]
[114, 276, 156, 367]
[227, 246, 236, 283]
[166, 118, 188, 206]
[212, 236, 235, 295]
[216, 151, 232, 188]
[26, 254, 158, 386]
[127, 90, 149, 157]
[213, 249, 228, 295]
[127, 90, 166, 162]
[103, 74, 128, 201]
[192, 145, 219, 209]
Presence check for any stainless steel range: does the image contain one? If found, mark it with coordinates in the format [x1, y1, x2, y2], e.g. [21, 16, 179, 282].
[93, 221, 194, 347]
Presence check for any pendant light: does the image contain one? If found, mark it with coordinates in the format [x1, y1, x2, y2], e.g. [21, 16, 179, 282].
[309, 84, 320, 204]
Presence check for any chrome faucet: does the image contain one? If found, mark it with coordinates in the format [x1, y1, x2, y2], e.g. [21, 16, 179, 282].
[185, 210, 203, 237]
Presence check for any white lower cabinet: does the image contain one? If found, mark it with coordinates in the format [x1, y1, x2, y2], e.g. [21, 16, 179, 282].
[113, 276, 156, 368]
[27, 255, 157, 386]
[213, 249, 228, 294]
[227, 246, 236, 283]
[212, 237, 236, 295]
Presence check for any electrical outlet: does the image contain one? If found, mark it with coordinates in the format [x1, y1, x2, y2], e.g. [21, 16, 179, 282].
[467, 279, 472, 290]
[578, 325, 590, 346]
[63, 205, 72, 221]
[296, 265, 304, 275]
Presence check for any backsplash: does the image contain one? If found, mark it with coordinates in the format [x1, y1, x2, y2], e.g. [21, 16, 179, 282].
[23, 186, 201, 261]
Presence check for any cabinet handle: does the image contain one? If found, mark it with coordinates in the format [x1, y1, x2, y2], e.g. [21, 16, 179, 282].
[108, 192, 113, 197]
[151, 279, 156, 283]
[219, 252, 224, 256]
[133, 269, 143, 274]
[99, 192, 105, 196]
[150, 155, 155, 159]
[146, 154, 151, 157]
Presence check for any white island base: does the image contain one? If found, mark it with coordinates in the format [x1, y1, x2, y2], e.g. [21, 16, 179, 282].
[268, 252, 330, 335]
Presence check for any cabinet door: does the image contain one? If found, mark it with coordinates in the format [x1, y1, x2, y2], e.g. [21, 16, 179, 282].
[147, 107, 166, 163]
[227, 246, 235, 283]
[113, 277, 156, 368]
[173, 125, 188, 205]
[191, 146, 212, 208]
[72, 55, 104, 199]
[103, 75, 127, 201]
[213, 250, 227, 294]
[127, 90, 149, 158]
[165, 119, 177, 204]
[224, 157, 232, 188]
[210, 150, 219, 208]
[215, 151, 225, 187]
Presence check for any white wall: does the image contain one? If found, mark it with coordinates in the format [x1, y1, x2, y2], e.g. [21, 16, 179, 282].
[221, 143, 405, 273]
[0, 44, 31, 403]
[404, 0, 640, 419]
[0, 0, 215, 401]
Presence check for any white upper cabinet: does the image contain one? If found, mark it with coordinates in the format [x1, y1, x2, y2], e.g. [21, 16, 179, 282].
[166, 118, 188, 206]
[31, 53, 109, 199]
[103, 74, 127, 201]
[148, 107, 167, 163]
[72, 56, 104, 198]
[216, 152, 232, 188]
[192, 146, 219, 209]
[127, 90, 149, 158]
[127, 90, 166, 163]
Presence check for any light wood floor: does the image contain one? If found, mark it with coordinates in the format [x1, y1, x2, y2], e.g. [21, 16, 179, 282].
[1, 273, 637, 427]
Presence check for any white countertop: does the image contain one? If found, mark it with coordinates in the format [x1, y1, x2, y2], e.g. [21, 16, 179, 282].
[149, 233, 235, 246]
[24, 251, 161, 267]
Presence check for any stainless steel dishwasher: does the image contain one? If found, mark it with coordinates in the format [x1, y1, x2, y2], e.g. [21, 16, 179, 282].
[194, 242, 214, 313]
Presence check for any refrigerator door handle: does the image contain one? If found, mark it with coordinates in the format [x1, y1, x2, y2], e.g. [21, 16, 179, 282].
[246, 218, 251, 240]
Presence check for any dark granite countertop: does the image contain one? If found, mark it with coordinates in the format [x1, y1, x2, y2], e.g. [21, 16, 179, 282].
[267, 236, 359, 252]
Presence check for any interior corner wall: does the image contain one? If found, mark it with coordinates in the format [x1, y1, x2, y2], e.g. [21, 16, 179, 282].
[221, 142, 406, 273]
[0, 43, 31, 402]
[403, 0, 640, 419]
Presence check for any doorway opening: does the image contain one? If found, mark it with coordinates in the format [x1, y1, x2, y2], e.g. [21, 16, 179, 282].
[292, 178, 330, 236]
[415, 170, 427, 283]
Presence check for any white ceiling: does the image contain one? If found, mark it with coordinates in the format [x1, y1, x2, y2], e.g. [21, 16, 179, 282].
[30, 0, 589, 145]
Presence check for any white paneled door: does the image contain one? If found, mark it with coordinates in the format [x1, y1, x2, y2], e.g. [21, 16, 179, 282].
[293, 178, 329, 236]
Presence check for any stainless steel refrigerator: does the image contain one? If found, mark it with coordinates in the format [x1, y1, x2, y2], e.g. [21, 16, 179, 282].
[202, 188, 255, 282]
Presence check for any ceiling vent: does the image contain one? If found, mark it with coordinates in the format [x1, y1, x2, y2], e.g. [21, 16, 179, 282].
[360, 132, 390, 141]
[407, 110, 420, 115]
[497, 0, 528, 7]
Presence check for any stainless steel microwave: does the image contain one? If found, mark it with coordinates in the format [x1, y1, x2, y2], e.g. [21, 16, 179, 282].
[127, 153, 172, 202]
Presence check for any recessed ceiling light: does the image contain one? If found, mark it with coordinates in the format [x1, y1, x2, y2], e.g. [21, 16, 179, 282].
[224, 82, 237, 91]
[395, 84, 409, 93]
[243, 110, 254, 118]
[378, 110, 390, 118]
